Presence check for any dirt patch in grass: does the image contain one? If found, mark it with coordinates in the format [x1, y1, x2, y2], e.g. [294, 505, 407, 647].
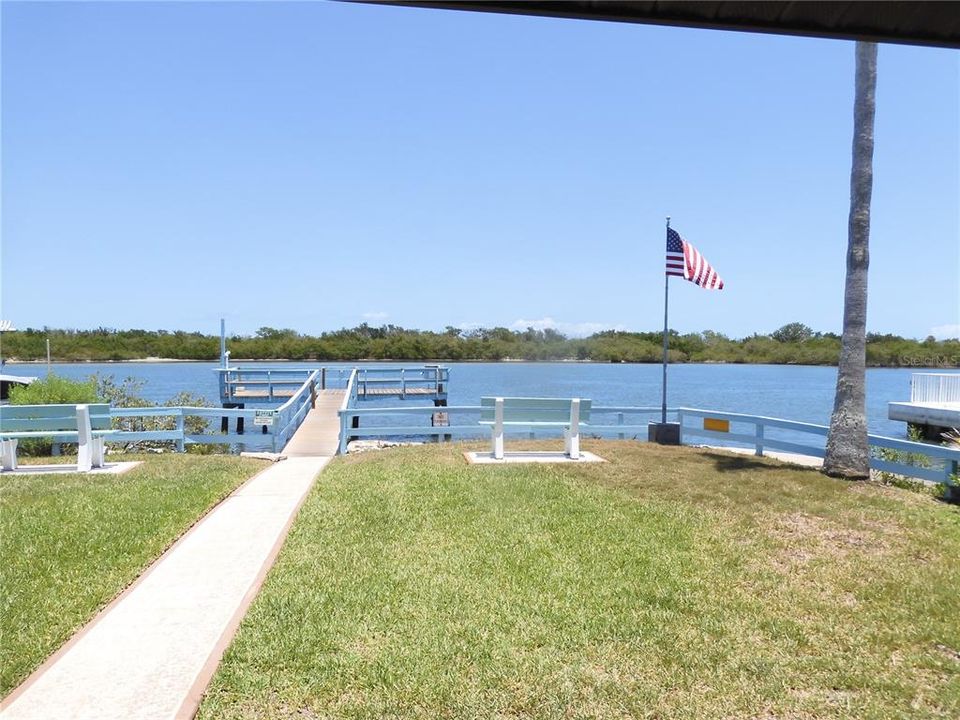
[764, 510, 904, 573]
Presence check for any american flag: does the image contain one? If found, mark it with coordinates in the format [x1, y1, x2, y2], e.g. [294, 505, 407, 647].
[666, 227, 724, 290]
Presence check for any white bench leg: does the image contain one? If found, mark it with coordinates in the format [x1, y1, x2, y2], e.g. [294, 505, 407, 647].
[492, 397, 504, 460]
[1, 439, 18, 471]
[76, 405, 93, 472]
[92, 437, 106, 468]
[566, 399, 581, 459]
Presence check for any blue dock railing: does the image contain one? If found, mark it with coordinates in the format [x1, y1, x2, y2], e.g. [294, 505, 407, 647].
[112, 368, 324, 452]
[216, 365, 447, 404]
[354, 366, 448, 400]
[218, 366, 354, 403]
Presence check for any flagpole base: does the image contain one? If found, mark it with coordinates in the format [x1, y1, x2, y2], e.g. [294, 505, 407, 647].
[648, 422, 681, 445]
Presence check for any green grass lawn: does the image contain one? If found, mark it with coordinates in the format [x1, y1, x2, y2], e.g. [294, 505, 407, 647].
[0, 453, 266, 696]
[199, 441, 960, 719]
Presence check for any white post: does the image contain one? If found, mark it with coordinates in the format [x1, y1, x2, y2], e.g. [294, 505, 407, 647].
[566, 399, 581, 459]
[76, 404, 93, 472]
[493, 397, 504, 459]
[1, 439, 18, 471]
[176, 410, 185, 453]
[46, 339, 52, 375]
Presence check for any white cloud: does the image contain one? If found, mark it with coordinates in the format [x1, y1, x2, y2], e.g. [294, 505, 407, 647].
[930, 324, 960, 340]
[509, 317, 624, 338]
[362, 311, 389, 321]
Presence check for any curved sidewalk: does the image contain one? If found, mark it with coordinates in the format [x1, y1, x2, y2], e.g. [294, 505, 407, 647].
[1, 455, 330, 720]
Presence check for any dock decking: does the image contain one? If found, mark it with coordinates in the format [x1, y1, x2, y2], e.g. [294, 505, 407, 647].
[282, 390, 345, 457]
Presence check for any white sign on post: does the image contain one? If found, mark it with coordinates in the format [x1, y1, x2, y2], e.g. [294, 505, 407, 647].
[254, 410, 274, 427]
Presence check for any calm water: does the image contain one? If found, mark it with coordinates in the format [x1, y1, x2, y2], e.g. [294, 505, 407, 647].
[12, 361, 926, 438]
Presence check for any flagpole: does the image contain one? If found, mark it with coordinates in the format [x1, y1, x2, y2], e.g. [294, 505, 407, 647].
[661, 216, 670, 424]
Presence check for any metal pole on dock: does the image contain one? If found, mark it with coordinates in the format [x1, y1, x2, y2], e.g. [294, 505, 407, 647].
[220, 318, 227, 368]
[660, 217, 670, 424]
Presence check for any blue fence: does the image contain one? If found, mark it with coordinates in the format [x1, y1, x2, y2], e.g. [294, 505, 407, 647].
[337, 402, 960, 485]
[676, 407, 960, 484]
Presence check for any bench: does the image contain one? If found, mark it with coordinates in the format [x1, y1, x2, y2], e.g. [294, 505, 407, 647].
[0, 403, 114, 472]
[480, 397, 591, 460]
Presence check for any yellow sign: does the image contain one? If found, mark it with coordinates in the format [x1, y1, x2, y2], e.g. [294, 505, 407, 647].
[704, 418, 730, 433]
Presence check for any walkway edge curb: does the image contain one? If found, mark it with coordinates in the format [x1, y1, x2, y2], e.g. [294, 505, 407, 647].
[175, 459, 327, 719]
[0, 458, 279, 711]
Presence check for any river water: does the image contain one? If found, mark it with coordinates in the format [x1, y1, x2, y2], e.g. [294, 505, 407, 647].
[12, 361, 932, 439]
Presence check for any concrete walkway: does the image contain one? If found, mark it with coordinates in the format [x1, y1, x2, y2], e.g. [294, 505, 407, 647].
[1, 456, 330, 720]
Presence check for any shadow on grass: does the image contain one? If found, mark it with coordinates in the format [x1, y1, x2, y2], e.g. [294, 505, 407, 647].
[699, 451, 816, 474]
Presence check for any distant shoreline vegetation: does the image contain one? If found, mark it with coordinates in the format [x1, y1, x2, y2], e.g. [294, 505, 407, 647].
[2, 323, 958, 368]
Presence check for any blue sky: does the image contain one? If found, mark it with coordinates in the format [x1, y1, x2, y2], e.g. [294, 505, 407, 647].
[2, 1, 957, 339]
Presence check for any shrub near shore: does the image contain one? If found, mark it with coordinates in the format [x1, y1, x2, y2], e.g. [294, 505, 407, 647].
[4, 324, 958, 366]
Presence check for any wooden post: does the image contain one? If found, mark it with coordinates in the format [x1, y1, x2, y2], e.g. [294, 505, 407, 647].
[321, 367, 327, 390]
[432, 399, 450, 442]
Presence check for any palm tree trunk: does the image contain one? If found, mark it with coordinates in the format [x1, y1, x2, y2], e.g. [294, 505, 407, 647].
[824, 41, 877, 479]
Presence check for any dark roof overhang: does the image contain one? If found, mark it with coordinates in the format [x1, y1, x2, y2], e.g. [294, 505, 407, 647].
[350, 1, 960, 49]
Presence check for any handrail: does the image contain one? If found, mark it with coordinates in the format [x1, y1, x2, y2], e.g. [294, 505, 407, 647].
[270, 370, 320, 451]
[341, 369, 358, 413]
[337, 369, 359, 453]
[274, 370, 319, 415]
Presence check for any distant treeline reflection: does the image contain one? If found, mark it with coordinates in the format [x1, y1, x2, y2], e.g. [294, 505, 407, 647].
[4, 323, 958, 367]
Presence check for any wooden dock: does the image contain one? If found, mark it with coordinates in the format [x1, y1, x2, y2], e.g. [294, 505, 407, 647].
[213, 365, 451, 455]
[281, 390, 346, 457]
